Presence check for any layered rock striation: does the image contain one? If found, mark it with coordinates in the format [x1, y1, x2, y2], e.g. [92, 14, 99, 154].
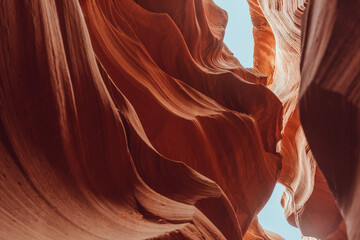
[0, 0, 358, 239]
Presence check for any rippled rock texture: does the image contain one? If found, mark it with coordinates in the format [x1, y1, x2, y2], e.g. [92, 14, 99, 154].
[0, 0, 358, 239]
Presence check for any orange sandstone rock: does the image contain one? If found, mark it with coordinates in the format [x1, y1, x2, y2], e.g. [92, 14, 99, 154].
[0, 0, 357, 239]
[300, 0, 360, 239]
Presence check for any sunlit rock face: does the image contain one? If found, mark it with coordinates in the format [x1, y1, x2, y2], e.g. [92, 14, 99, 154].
[248, 0, 348, 239]
[0, 0, 357, 239]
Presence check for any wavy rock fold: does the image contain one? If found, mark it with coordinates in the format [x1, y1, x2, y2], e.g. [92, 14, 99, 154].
[0, 0, 358, 239]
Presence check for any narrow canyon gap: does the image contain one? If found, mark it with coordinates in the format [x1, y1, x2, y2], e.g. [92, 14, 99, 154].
[213, 1, 302, 239]
[0, 0, 358, 239]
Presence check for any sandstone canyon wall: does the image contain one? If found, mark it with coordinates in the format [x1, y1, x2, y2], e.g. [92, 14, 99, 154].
[299, 0, 360, 239]
[0, 0, 358, 239]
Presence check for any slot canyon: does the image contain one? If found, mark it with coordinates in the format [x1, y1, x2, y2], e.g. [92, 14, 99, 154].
[0, 0, 359, 239]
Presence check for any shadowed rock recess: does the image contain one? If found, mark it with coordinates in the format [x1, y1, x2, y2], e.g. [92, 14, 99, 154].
[0, 0, 358, 239]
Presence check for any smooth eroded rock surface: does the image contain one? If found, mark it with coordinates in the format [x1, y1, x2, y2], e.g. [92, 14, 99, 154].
[0, 0, 358, 239]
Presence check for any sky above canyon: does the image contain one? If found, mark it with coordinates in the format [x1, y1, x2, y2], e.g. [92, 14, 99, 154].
[212, 0, 302, 239]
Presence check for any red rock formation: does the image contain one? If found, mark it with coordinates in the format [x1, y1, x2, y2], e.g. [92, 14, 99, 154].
[299, 0, 360, 239]
[0, 0, 357, 239]
[247, 0, 348, 238]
